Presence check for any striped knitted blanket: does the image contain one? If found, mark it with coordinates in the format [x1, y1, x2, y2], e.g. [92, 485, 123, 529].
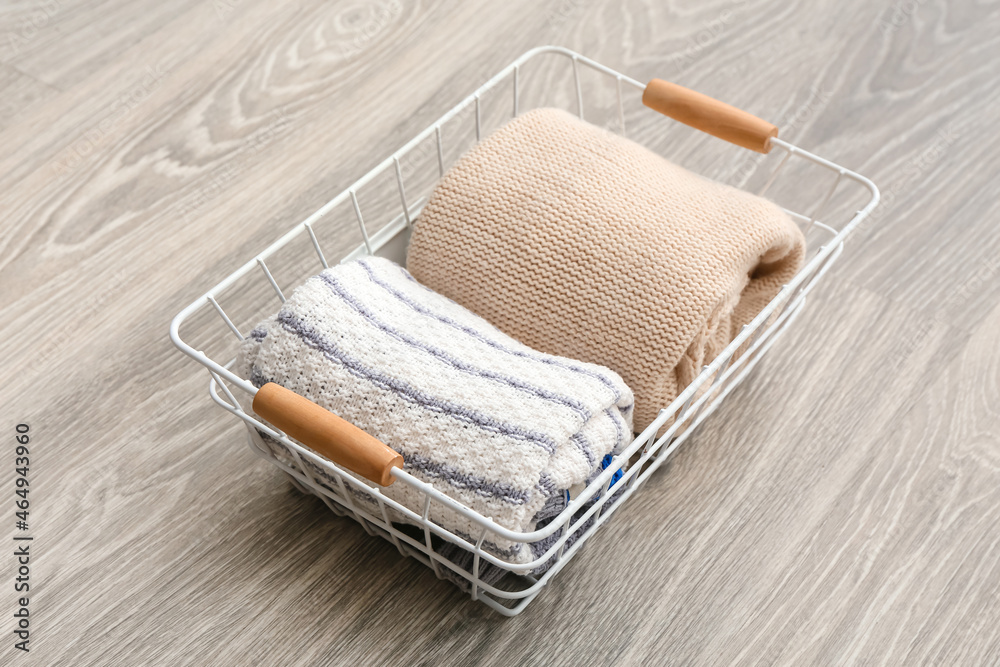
[236, 257, 633, 565]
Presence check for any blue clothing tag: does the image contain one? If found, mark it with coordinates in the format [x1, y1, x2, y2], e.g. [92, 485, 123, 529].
[601, 454, 623, 488]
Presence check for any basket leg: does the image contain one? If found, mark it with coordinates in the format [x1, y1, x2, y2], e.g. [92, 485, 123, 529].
[285, 473, 311, 495]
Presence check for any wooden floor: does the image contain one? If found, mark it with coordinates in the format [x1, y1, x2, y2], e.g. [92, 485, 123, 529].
[2, 0, 999, 664]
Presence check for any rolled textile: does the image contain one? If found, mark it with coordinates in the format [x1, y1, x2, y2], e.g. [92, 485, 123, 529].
[406, 107, 806, 433]
[236, 256, 633, 565]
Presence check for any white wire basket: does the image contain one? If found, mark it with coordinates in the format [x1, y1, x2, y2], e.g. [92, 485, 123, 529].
[170, 46, 879, 616]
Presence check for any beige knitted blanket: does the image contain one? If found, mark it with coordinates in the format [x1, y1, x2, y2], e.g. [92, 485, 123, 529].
[407, 107, 805, 433]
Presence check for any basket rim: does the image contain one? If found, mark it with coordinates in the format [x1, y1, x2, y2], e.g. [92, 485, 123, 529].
[169, 44, 880, 584]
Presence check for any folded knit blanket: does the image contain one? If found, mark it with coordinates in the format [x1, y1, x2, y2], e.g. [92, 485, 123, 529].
[407, 107, 806, 433]
[236, 256, 633, 565]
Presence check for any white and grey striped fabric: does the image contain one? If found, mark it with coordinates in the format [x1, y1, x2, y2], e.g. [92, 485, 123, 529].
[236, 256, 633, 564]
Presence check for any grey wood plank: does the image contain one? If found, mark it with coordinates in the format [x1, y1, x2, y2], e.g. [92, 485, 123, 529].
[0, 62, 57, 130]
[1, 0, 999, 664]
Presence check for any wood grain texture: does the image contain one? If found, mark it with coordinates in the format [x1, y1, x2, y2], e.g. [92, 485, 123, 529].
[1, 0, 999, 664]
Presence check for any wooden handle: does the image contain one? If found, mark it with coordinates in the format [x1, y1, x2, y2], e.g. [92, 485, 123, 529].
[642, 78, 777, 153]
[252, 383, 403, 486]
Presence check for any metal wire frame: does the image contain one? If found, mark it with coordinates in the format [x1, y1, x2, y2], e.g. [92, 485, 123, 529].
[170, 46, 879, 615]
